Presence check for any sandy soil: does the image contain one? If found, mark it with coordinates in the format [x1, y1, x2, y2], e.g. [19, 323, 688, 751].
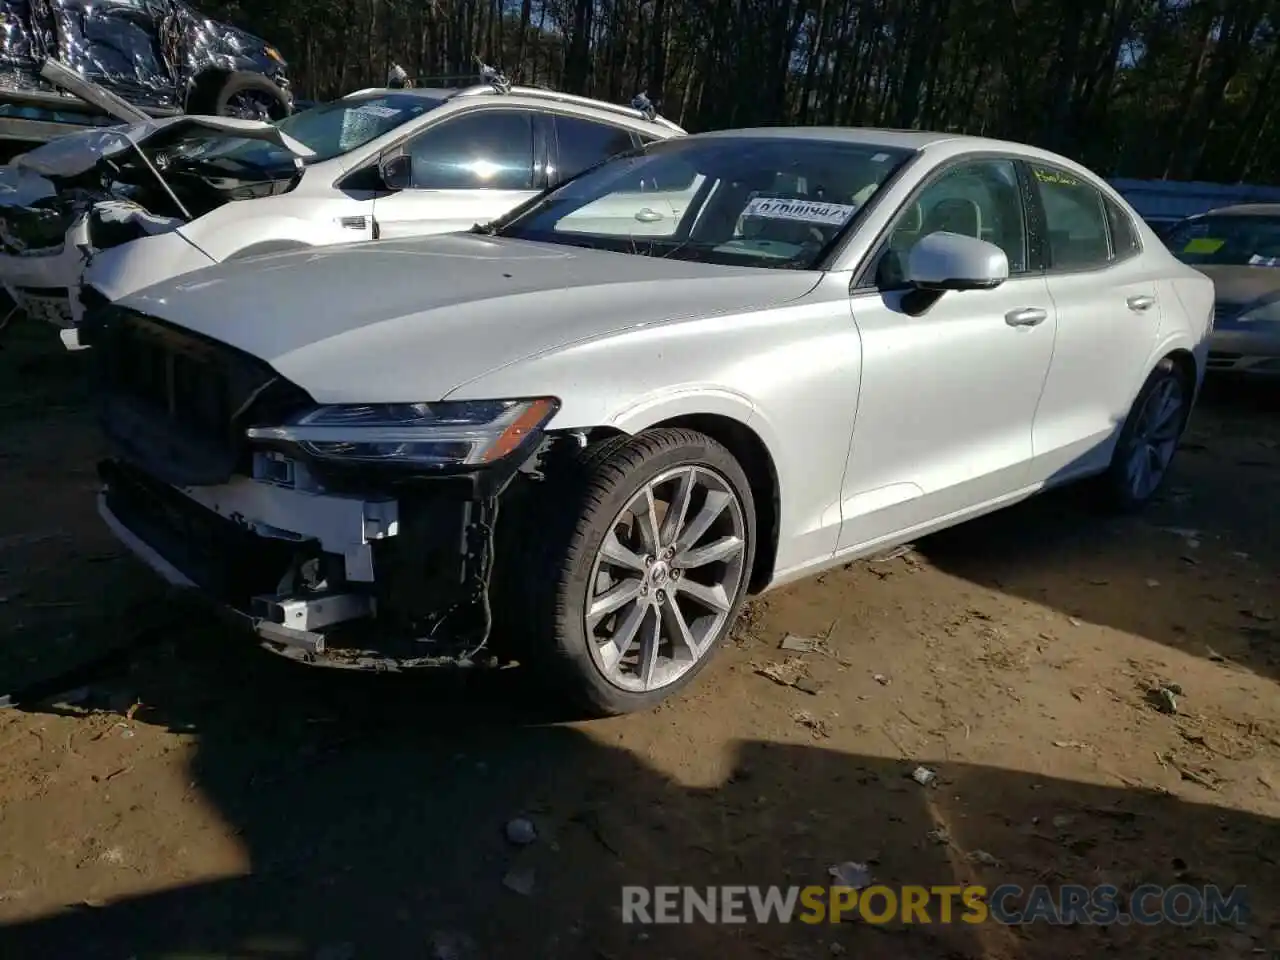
[0, 321, 1277, 959]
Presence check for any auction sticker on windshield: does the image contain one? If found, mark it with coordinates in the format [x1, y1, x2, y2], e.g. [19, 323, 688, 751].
[742, 197, 858, 226]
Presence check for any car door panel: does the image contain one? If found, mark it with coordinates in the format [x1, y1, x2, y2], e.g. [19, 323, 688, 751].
[375, 190, 538, 239]
[1024, 165, 1163, 483]
[838, 278, 1056, 551]
[836, 155, 1054, 552]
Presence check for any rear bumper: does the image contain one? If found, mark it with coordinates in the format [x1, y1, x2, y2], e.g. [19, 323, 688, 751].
[1207, 328, 1280, 376]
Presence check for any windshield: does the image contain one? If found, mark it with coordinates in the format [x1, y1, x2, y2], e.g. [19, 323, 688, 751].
[495, 137, 916, 270]
[172, 93, 443, 169]
[1165, 213, 1280, 268]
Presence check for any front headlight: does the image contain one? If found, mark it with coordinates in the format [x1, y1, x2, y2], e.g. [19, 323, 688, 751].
[264, 45, 286, 65]
[245, 398, 558, 468]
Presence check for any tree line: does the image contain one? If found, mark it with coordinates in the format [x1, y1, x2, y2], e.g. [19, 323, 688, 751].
[205, 0, 1280, 184]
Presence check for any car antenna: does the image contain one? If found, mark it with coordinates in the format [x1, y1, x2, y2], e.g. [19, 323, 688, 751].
[630, 91, 657, 121]
[474, 56, 511, 94]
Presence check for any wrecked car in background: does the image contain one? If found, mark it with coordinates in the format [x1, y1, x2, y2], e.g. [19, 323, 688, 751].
[0, 0, 292, 119]
[0, 115, 313, 328]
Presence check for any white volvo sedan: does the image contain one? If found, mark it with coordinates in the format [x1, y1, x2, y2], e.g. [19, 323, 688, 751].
[84, 127, 1214, 716]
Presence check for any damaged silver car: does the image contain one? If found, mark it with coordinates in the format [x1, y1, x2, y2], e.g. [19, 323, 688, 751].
[0, 113, 312, 329]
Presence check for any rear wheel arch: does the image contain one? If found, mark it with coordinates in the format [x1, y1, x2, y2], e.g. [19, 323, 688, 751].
[1162, 347, 1198, 396]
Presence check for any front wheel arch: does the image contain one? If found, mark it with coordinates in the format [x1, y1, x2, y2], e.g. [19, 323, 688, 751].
[493, 427, 758, 716]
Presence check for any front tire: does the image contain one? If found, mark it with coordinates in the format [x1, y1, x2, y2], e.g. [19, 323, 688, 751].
[508, 429, 757, 717]
[1097, 358, 1191, 511]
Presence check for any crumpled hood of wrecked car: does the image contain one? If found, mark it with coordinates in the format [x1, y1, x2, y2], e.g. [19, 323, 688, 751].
[119, 233, 823, 403]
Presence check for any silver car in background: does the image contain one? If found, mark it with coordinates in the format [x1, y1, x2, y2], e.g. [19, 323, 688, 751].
[1163, 204, 1280, 376]
[85, 127, 1214, 716]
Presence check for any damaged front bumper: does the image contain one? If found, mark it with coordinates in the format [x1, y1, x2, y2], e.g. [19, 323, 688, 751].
[97, 453, 514, 669]
[0, 212, 90, 329]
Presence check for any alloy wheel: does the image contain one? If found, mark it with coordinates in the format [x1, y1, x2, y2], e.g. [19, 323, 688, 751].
[1125, 376, 1185, 501]
[584, 465, 748, 693]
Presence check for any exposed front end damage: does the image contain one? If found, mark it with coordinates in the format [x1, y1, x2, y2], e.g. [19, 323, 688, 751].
[87, 307, 560, 670]
[0, 115, 308, 332]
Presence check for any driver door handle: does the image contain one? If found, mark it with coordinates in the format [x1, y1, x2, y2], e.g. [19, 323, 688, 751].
[1005, 307, 1048, 327]
[634, 207, 664, 223]
[1127, 294, 1156, 312]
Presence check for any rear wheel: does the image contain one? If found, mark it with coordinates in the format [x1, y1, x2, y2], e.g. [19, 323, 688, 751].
[1097, 358, 1191, 511]
[507, 429, 756, 716]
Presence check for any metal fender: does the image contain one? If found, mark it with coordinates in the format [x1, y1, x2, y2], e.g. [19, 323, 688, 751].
[603, 387, 760, 437]
[83, 231, 215, 302]
[189, 216, 367, 261]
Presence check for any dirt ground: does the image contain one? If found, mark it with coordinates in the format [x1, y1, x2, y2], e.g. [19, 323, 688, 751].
[0, 319, 1277, 960]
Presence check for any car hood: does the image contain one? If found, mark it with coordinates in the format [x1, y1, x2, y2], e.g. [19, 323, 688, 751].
[1196, 264, 1280, 309]
[120, 233, 823, 403]
[10, 116, 314, 180]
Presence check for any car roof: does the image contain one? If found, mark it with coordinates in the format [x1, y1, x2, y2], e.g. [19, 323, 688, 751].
[678, 126, 1114, 174]
[1201, 203, 1280, 217]
[342, 87, 456, 100]
[337, 84, 682, 134]
[685, 126, 964, 151]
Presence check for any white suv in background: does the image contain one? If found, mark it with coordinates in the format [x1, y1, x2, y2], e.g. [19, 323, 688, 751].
[80, 82, 684, 325]
[0, 76, 684, 338]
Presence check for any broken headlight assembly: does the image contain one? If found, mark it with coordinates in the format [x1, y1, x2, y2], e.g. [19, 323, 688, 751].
[246, 398, 560, 471]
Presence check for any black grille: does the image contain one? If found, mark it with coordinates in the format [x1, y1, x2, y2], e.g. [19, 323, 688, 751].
[92, 309, 313, 486]
[101, 459, 313, 607]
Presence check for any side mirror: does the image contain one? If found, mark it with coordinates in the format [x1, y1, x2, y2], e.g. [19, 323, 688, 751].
[905, 231, 1009, 292]
[378, 153, 412, 191]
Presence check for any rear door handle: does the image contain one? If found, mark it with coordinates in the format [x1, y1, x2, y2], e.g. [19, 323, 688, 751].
[1127, 294, 1156, 312]
[1005, 307, 1048, 327]
[635, 207, 664, 223]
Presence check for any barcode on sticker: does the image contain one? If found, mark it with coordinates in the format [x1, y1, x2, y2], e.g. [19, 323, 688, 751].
[742, 197, 858, 226]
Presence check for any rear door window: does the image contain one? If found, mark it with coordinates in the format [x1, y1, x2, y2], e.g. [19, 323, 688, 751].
[552, 115, 636, 183]
[1031, 165, 1113, 270]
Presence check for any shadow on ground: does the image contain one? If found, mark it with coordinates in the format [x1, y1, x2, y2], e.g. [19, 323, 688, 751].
[917, 377, 1280, 681]
[3, 638, 1277, 959]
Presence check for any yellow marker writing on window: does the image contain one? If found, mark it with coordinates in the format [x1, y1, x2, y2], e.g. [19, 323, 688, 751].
[1183, 237, 1224, 254]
